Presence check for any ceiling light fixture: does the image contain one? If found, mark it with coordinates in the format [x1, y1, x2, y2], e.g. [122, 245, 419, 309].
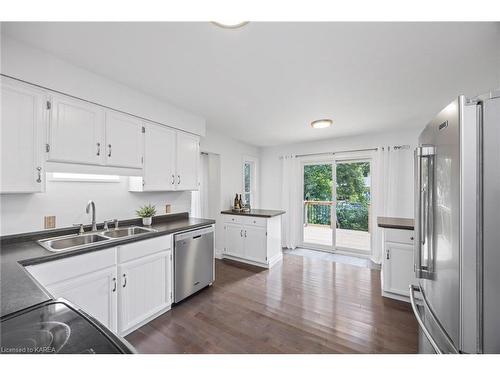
[311, 119, 333, 129]
[211, 21, 249, 29]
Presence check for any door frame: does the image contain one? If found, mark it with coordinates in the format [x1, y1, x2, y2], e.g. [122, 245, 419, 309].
[300, 155, 336, 252]
[299, 152, 374, 256]
[332, 153, 373, 256]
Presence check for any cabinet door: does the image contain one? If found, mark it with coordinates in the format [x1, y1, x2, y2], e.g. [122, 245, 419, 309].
[224, 223, 244, 258]
[48, 94, 105, 165]
[118, 251, 171, 335]
[383, 242, 415, 296]
[244, 226, 267, 263]
[176, 131, 199, 191]
[1, 80, 44, 193]
[47, 266, 118, 332]
[143, 123, 176, 191]
[105, 111, 143, 168]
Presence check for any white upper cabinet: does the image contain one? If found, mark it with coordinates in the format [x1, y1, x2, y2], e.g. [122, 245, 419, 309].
[48, 94, 105, 165]
[176, 131, 199, 191]
[130, 126, 199, 192]
[105, 111, 143, 169]
[142, 122, 176, 191]
[1, 79, 45, 193]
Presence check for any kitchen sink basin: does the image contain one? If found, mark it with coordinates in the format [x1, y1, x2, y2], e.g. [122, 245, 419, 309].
[101, 226, 155, 239]
[39, 233, 109, 252]
[38, 226, 157, 252]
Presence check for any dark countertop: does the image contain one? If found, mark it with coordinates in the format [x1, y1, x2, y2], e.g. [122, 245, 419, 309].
[377, 216, 414, 230]
[0, 213, 215, 318]
[220, 209, 286, 218]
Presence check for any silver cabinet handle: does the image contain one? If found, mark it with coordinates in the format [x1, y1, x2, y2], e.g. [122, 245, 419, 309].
[36, 166, 42, 183]
[409, 285, 442, 354]
[122, 273, 127, 288]
[96, 142, 101, 156]
[244, 230, 247, 237]
[177, 175, 181, 184]
[240, 229, 243, 237]
[108, 144, 112, 157]
[112, 277, 116, 292]
[171, 174, 175, 185]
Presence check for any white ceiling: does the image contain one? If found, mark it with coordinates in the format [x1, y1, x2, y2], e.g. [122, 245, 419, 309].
[3, 22, 500, 147]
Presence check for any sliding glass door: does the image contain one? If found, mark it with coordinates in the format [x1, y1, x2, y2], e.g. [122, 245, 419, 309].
[334, 159, 371, 254]
[302, 160, 335, 251]
[301, 157, 372, 254]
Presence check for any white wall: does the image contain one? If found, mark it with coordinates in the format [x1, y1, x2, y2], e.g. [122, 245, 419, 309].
[260, 128, 421, 219]
[0, 177, 191, 235]
[200, 128, 260, 255]
[0, 35, 206, 136]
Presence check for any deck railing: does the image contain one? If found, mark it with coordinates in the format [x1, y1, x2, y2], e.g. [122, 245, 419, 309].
[303, 201, 333, 227]
[304, 200, 371, 232]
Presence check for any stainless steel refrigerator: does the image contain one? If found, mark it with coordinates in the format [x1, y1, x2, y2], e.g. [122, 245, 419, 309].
[410, 91, 500, 354]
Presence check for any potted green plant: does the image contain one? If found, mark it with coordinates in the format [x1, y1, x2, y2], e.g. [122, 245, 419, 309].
[136, 203, 156, 226]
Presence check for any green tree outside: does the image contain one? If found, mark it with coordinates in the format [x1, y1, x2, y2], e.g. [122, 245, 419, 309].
[303, 162, 370, 231]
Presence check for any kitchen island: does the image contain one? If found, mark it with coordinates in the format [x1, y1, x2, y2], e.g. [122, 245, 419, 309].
[221, 209, 285, 268]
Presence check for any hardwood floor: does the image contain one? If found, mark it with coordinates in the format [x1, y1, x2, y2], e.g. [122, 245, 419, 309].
[125, 254, 418, 354]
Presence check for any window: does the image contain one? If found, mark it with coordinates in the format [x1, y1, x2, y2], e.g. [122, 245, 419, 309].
[48, 173, 120, 183]
[242, 156, 258, 207]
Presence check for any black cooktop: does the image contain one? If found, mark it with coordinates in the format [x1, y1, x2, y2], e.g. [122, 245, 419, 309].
[0, 299, 134, 354]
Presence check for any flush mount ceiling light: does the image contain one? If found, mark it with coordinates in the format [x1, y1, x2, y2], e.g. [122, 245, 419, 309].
[211, 21, 249, 29]
[311, 119, 333, 129]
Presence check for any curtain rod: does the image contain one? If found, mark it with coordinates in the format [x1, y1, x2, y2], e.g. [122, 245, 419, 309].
[294, 147, 378, 159]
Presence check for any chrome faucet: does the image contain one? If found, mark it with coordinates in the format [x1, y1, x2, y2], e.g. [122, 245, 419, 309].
[86, 200, 97, 231]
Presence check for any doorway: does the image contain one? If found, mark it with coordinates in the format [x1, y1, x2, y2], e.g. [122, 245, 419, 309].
[301, 157, 372, 255]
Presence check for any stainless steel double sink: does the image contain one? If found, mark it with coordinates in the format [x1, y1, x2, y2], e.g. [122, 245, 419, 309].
[38, 226, 157, 253]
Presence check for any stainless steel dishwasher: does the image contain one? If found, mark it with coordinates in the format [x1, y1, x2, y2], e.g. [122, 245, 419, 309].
[173, 226, 215, 303]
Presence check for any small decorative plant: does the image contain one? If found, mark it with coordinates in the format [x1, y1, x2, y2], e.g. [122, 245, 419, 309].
[136, 203, 156, 226]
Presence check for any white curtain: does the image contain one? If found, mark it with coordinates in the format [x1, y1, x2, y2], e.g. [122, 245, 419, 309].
[370, 146, 414, 263]
[281, 154, 302, 249]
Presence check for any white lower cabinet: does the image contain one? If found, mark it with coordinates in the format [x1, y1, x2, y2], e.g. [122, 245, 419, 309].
[222, 214, 282, 268]
[48, 266, 118, 332]
[118, 250, 172, 335]
[25, 234, 173, 336]
[381, 228, 416, 300]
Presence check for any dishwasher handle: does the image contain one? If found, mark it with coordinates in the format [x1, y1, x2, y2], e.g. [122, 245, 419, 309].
[174, 226, 214, 242]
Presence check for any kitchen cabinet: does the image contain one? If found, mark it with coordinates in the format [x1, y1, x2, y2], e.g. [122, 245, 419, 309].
[118, 251, 172, 335]
[104, 110, 143, 169]
[222, 214, 283, 268]
[129, 125, 199, 192]
[25, 234, 173, 336]
[48, 266, 118, 332]
[47, 93, 105, 165]
[0, 78, 45, 193]
[224, 223, 245, 258]
[381, 228, 416, 301]
[176, 131, 200, 190]
[130, 122, 176, 191]
[25, 248, 118, 332]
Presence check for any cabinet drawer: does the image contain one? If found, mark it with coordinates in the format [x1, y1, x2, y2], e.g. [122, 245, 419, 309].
[385, 228, 414, 245]
[118, 235, 171, 263]
[26, 247, 116, 286]
[223, 215, 243, 225]
[242, 216, 267, 228]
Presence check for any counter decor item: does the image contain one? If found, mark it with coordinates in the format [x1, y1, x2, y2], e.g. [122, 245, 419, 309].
[233, 193, 242, 212]
[136, 203, 156, 226]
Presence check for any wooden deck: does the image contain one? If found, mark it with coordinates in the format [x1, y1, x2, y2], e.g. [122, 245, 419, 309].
[126, 256, 418, 353]
[303, 225, 371, 251]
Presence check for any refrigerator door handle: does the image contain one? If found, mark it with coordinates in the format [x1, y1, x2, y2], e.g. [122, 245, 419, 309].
[409, 284, 443, 354]
[414, 146, 436, 279]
